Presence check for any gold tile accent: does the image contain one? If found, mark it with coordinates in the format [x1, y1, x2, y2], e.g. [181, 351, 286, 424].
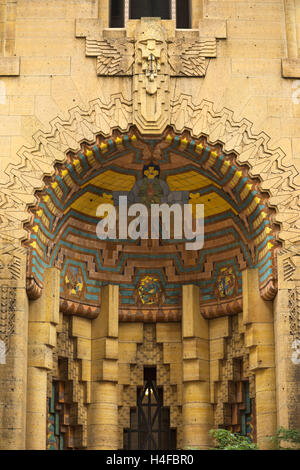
[84, 170, 136, 191]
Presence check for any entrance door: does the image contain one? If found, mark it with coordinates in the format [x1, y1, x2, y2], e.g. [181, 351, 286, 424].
[124, 367, 176, 450]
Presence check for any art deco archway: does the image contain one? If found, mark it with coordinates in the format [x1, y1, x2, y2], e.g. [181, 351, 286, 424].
[0, 96, 300, 450]
[23, 126, 280, 320]
[0, 97, 299, 246]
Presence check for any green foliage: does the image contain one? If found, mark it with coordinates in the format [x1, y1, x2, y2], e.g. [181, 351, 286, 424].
[270, 427, 300, 450]
[209, 429, 258, 450]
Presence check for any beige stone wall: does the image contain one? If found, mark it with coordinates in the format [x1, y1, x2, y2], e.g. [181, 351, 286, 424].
[173, 0, 296, 160]
[0, 0, 298, 174]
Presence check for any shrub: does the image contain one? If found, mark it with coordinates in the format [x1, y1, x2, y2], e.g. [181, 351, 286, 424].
[270, 427, 300, 450]
[209, 428, 258, 450]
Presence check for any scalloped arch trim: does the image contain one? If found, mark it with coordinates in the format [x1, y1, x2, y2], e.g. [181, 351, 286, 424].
[0, 93, 299, 246]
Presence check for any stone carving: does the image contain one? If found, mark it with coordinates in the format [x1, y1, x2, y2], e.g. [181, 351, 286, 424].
[0, 242, 22, 281]
[278, 246, 300, 285]
[84, 20, 217, 78]
[168, 38, 216, 76]
[0, 253, 20, 280]
[0, 241, 25, 361]
[81, 18, 218, 133]
[0, 94, 132, 240]
[86, 37, 134, 76]
[133, 19, 170, 133]
[0, 286, 16, 360]
[284, 255, 300, 282]
[289, 287, 300, 340]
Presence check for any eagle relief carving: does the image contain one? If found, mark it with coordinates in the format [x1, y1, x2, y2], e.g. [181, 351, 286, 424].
[78, 18, 219, 133]
[85, 37, 135, 76]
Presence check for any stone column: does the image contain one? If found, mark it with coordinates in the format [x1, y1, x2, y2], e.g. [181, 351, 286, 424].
[182, 284, 213, 450]
[26, 268, 60, 450]
[242, 268, 277, 450]
[274, 248, 300, 431]
[88, 284, 119, 450]
[0, 244, 28, 450]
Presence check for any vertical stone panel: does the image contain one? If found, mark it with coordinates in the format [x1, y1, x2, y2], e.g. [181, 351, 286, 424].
[242, 268, 277, 450]
[0, 244, 28, 450]
[0, 0, 15, 56]
[26, 267, 60, 450]
[88, 284, 119, 450]
[98, 0, 109, 28]
[284, 0, 298, 58]
[182, 284, 212, 450]
[275, 249, 300, 431]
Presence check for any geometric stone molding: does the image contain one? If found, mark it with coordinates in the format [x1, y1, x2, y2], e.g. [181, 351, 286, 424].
[278, 245, 300, 341]
[276, 245, 300, 430]
[0, 285, 16, 362]
[0, 93, 132, 241]
[0, 239, 26, 359]
[289, 287, 300, 341]
[0, 96, 299, 249]
[278, 245, 300, 288]
[76, 18, 224, 134]
[170, 96, 300, 246]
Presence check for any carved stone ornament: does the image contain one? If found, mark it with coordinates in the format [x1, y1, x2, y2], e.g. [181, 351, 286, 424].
[278, 244, 300, 287]
[77, 18, 219, 133]
[278, 245, 300, 346]
[0, 240, 26, 360]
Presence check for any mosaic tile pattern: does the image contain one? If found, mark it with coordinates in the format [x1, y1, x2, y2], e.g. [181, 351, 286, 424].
[25, 129, 279, 319]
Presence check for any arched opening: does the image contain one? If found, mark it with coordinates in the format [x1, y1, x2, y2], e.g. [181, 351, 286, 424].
[24, 127, 279, 314]
[23, 127, 280, 450]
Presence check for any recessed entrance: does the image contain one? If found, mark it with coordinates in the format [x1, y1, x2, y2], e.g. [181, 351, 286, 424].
[124, 367, 176, 450]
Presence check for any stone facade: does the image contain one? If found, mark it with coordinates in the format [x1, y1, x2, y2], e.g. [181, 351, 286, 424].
[0, 0, 300, 450]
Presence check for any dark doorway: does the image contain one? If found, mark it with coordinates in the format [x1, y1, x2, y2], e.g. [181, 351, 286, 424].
[124, 367, 176, 450]
[129, 0, 171, 20]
